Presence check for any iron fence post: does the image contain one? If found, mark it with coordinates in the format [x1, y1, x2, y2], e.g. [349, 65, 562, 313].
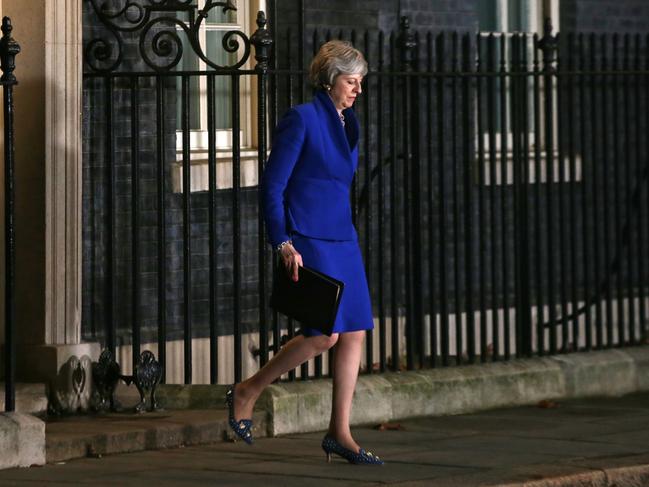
[539, 17, 558, 354]
[398, 16, 418, 370]
[1, 16, 20, 412]
[251, 10, 273, 367]
[512, 33, 533, 357]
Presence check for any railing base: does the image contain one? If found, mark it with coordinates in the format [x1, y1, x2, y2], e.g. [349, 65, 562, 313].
[15, 343, 101, 415]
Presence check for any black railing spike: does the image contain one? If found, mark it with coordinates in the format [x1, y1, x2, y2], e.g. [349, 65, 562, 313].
[251, 10, 272, 72]
[1, 15, 18, 413]
[543, 16, 553, 39]
[538, 16, 557, 70]
[0, 16, 20, 83]
[398, 15, 416, 70]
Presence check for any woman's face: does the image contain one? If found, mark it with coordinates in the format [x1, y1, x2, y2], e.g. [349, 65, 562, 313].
[329, 73, 363, 111]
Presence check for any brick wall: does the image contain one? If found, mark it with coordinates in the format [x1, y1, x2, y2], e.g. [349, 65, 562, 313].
[561, 0, 649, 33]
[274, 0, 478, 71]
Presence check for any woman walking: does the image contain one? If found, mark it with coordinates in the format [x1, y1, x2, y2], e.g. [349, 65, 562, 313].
[226, 40, 382, 465]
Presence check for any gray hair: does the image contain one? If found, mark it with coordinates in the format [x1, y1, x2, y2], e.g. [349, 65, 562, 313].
[309, 40, 368, 90]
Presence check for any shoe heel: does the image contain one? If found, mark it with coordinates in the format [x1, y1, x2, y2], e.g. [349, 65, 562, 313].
[321, 434, 384, 465]
[225, 384, 254, 445]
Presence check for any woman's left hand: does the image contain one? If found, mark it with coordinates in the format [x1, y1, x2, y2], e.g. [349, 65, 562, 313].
[279, 243, 303, 282]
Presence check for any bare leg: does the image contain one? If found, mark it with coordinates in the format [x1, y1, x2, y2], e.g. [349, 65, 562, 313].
[232, 333, 338, 421]
[328, 330, 365, 453]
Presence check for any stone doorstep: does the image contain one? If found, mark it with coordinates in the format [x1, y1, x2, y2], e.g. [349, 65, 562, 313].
[45, 409, 268, 464]
[0, 383, 48, 415]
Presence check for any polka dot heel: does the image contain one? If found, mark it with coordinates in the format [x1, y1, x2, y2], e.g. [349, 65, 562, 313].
[321, 434, 384, 465]
[225, 384, 254, 445]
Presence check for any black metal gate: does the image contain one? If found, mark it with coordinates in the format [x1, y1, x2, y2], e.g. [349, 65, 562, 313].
[82, 0, 649, 388]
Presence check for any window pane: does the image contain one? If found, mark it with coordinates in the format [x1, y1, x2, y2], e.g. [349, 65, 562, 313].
[479, 0, 536, 33]
[508, 0, 534, 32]
[478, 0, 498, 31]
[176, 10, 189, 23]
[206, 31, 237, 129]
[205, 7, 237, 25]
[205, 30, 239, 67]
[176, 7, 236, 25]
[176, 33, 201, 130]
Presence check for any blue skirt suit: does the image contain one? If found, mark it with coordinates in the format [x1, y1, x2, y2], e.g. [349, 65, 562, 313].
[261, 90, 374, 336]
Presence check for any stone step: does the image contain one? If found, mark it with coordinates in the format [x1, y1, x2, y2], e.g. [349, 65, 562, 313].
[45, 408, 267, 464]
[0, 383, 48, 415]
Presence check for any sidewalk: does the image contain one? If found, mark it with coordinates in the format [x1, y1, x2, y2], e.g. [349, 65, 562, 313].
[0, 392, 648, 486]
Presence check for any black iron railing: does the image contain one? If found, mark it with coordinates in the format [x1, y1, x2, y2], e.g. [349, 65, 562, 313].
[81, 0, 649, 392]
[1, 16, 20, 412]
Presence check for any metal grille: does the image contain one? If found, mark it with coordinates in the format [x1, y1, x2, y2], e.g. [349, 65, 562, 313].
[81, 1, 649, 385]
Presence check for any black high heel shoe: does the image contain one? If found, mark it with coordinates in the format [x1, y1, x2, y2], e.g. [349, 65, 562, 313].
[225, 384, 254, 445]
[321, 434, 384, 465]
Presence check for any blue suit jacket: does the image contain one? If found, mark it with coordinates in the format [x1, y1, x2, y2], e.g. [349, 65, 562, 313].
[261, 89, 360, 248]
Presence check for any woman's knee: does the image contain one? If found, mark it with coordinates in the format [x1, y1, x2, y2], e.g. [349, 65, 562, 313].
[311, 333, 339, 352]
[339, 330, 366, 345]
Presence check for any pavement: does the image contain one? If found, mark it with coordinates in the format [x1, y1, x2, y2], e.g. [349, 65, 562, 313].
[1, 392, 649, 486]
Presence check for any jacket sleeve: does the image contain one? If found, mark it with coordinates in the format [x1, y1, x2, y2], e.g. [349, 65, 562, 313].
[261, 108, 306, 248]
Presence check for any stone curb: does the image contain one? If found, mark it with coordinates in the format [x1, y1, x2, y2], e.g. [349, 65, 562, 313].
[116, 346, 649, 437]
[261, 346, 649, 436]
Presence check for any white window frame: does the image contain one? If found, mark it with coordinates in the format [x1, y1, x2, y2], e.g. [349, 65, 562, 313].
[173, 0, 266, 193]
[476, 0, 581, 185]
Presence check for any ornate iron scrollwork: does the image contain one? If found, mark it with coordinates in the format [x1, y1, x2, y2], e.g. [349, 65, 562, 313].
[121, 350, 163, 413]
[85, 0, 251, 73]
[92, 349, 124, 412]
[92, 348, 163, 413]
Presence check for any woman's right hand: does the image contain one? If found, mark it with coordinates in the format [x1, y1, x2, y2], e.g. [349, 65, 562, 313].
[280, 243, 303, 282]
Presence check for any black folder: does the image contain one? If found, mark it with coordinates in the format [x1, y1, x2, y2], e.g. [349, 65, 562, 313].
[270, 264, 344, 336]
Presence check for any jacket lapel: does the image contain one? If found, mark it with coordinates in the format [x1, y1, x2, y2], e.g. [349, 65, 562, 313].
[343, 107, 359, 153]
[314, 90, 359, 161]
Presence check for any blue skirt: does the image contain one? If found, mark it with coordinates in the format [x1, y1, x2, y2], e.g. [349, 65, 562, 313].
[291, 233, 374, 336]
